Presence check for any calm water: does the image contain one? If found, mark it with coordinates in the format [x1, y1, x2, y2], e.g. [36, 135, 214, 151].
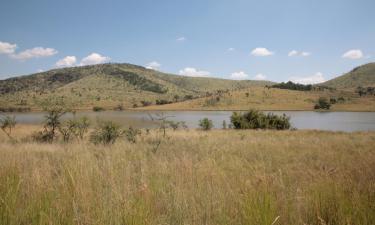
[8, 110, 375, 132]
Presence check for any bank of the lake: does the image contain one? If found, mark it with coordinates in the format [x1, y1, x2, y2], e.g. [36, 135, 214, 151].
[7, 110, 375, 132]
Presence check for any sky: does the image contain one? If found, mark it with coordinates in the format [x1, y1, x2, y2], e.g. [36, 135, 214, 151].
[0, 0, 374, 83]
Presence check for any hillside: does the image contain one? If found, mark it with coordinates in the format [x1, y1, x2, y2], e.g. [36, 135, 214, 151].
[0, 63, 271, 111]
[322, 63, 375, 89]
[141, 86, 375, 111]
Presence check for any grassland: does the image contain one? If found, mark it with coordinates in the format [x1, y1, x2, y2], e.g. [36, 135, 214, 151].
[141, 86, 375, 111]
[1, 125, 375, 225]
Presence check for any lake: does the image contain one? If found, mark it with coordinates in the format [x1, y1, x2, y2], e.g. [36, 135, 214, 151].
[7, 110, 375, 132]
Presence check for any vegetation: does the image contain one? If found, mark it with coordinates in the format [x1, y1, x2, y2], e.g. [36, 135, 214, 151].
[0, 63, 271, 111]
[90, 120, 123, 145]
[0, 114, 16, 139]
[0, 126, 375, 225]
[323, 62, 375, 89]
[272, 81, 313, 91]
[92, 106, 105, 112]
[230, 110, 290, 130]
[314, 97, 331, 110]
[199, 118, 214, 130]
[356, 86, 375, 97]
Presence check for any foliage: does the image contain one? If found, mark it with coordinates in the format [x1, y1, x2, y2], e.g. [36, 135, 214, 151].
[124, 126, 141, 143]
[0, 115, 16, 139]
[156, 99, 172, 105]
[356, 86, 375, 97]
[93, 106, 105, 112]
[272, 81, 313, 91]
[230, 110, 290, 130]
[33, 98, 70, 143]
[199, 118, 213, 130]
[166, 120, 187, 130]
[222, 120, 227, 129]
[59, 117, 91, 142]
[90, 120, 123, 145]
[314, 97, 331, 110]
[141, 101, 152, 107]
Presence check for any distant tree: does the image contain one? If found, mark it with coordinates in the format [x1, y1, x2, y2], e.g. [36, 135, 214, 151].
[199, 118, 213, 131]
[222, 120, 227, 129]
[173, 95, 180, 102]
[314, 97, 331, 110]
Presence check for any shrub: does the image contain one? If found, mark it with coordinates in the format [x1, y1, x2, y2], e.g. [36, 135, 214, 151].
[199, 118, 213, 131]
[90, 121, 122, 145]
[222, 120, 227, 129]
[156, 99, 172, 105]
[0, 115, 16, 139]
[124, 126, 141, 143]
[113, 104, 124, 111]
[59, 117, 91, 142]
[230, 110, 290, 130]
[166, 120, 188, 130]
[92, 106, 105, 112]
[141, 101, 152, 107]
[314, 97, 331, 110]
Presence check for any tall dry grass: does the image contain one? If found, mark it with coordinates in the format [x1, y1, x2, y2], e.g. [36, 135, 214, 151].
[0, 127, 375, 224]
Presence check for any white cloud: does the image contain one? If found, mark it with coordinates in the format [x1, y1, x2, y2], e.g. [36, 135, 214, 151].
[80, 53, 110, 66]
[37, 69, 44, 73]
[0, 41, 17, 54]
[11, 47, 58, 60]
[251, 47, 274, 56]
[288, 50, 298, 57]
[146, 61, 161, 70]
[342, 49, 363, 59]
[179, 67, 210, 77]
[230, 71, 249, 80]
[55, 56, 77, 67]
[254, 73, 267, 80]
[288, 50, 311, 57]
[289, 72, 326, 84]
[301, 52, 311, 57]
[176, 37, 186, 42]
[227, 47, 235, 52]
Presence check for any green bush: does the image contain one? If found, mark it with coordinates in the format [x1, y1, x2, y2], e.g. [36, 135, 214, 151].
[314, 97, 331, 110]
[59, 117, 90, 142]
[230, 110, 290, 130]
[92, 106, 105, 112]
[90, 121, 123, 145]
[199, 118, 213, 131]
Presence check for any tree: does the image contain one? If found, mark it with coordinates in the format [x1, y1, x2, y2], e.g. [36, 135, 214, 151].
[0, 115, 16, 139]
[90, 120, 123, 145]
[314, 97, 331, 110]
[199, 118, 213, 131]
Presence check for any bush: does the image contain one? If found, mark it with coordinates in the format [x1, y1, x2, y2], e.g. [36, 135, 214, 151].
[124, 126, 141, 143]
[314, 97, 331, 110]
[156, 99, 172, 105]
[92, 106, 105, 112]
[59, 117, 90, 142]
[90, 121, 122, 145]
[113, 104, 124, 111]
[230, 110, 290, 130]
[141, 101, 152, 107]
[199, 118, 213, 131]
[0, 115, 16, 139]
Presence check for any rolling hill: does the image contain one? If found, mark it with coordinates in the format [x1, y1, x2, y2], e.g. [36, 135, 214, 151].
[0, 63, 271, 111]
[322, 62, 375, 89]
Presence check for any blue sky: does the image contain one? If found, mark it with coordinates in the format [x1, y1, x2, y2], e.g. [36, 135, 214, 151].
[0, 0, 374, 83]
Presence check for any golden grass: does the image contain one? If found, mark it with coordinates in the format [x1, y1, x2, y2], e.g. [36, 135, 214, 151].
[1, 126, 375, 224]
[142, 87, 375, 112]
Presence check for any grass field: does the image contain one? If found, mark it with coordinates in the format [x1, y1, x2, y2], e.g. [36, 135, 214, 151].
[142, 87, 375, 111]
[1, 125, 375, 225]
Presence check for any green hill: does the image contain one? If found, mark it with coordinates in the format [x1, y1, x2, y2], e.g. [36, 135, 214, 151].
[323, 63, 375, 89]
[0, 63, 272, 111]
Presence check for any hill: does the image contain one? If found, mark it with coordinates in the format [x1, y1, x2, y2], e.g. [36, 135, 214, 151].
[322, 63, 375, 89]
[141, 86, 375, 111]
[0, 63, 271, 111]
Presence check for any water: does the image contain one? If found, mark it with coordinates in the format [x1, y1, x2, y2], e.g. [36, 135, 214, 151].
[7, 110, 375, 132]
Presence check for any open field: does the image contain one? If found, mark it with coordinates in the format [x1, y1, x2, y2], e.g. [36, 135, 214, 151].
[141, 87, 375, 111]
[1, 125, 375, 224]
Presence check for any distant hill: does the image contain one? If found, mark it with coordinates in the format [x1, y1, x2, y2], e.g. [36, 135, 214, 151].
[323, 63, 375, 89]
[0, 63, 272, 110]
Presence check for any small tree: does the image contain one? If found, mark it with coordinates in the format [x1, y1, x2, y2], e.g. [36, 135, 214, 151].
[199, 118, 213, 131]
[0, 115, 16, 139]
[90, 120, 123, 145]
[314, 97, 331, 110]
